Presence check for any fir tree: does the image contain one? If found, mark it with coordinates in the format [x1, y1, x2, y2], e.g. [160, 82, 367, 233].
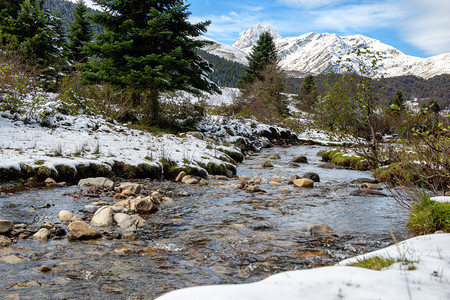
[0, 0, 67, 80]
[390, 89, 405, 110]
[298, 74, 317, 110]
[238, 32, 277, 87]
[82, 0, 220, 123]
[67, 0, 93, 64]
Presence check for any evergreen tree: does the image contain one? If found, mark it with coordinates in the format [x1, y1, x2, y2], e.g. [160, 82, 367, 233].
[0, 0, 66, 79]
[82, 0, 220, 123]
[422, 99, 441, 113]
[67, 0, 93, 64]
[298, 74, 317, 110]
[390, 89, 405, 110]
[238, 32, 277, 87]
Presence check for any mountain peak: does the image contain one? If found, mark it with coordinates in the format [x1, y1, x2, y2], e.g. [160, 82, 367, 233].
[232, 24, 282, 52]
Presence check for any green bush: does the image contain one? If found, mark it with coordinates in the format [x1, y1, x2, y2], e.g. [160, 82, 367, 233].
[407, 194, 450, 235]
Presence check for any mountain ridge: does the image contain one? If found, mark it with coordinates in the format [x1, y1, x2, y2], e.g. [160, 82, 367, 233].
[204, 24, 450, 80]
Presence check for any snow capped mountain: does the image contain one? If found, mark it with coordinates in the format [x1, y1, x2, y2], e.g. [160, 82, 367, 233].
[207, 24, 450, 79]
[197, 36, 248, 65]
[232, 24, 282, 53]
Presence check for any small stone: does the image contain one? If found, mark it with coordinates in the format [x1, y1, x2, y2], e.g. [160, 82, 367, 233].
[250, 176, 262, 184]
[161, 197, 175, 205]
[32, 228, 50, 242]
[261, 161, 273, 168]
[278, 187, 291, 194]
[68, 221, 102, 240]
[182, 176, 199, 184]
[293, 178, 314, 188]
[0, 235, 12, 247]
[215, 175, 230, 181]
[0, 219, 14, 234]
[134, 197, 158, 214]
[269, 154, 281, 159]
[121, 189, 135, 197]
[361, 183, 383, 190]
[91, 206, 114, 227]
[151, 191, 163, 200]
[302, 172, 320, 182]
[175, 171, 187, 182]
[39, 265, 52, 273]
[290, 175, 299, 183]
[310, 225, 339, 242]
[58, 210, 74, 222]
[78, 177, 114, 189]
[44, 178, 57, 185]
[270, 177, 284, 183]
[269, 181, 282, 186]
[118, 182, 142, 194]
[198, 179, 209, 186]
[292, 156, 308, 163]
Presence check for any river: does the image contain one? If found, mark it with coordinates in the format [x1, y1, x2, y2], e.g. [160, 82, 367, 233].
[0, 145, 410, 299]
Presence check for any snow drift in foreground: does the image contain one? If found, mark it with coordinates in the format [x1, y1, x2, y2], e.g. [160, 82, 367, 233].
[157, 233, 450, 300]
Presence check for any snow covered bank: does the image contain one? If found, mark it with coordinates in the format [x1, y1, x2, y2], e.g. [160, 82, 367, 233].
[157, 233, 450, 300]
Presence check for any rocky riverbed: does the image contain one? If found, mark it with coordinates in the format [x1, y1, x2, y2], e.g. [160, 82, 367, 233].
[0, 145, 410, 299]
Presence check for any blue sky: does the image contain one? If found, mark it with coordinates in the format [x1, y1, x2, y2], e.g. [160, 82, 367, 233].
[186, 0, 450, 58]
[80, 0, 449, 58]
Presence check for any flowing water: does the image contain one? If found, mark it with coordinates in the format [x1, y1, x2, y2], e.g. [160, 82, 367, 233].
[0, 145, 410, 299]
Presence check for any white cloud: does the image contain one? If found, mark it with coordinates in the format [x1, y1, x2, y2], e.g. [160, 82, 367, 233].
[190, 11, 274, 44]
[311, 3, 406, 33]
[277, 0, 339, 8]
[399, 0, 450, 55]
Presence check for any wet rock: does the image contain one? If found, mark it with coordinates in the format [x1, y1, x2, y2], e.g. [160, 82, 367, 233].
[44, 177, 57, 186]
[91, 206, 114, 227]
[83, 205, 101, 213]
[289, 162, 300, 168]
[261, 160, 273, 168]
[134, 196, 158, 214]
[175, 171, 187, 182]
[261, 140, 271, 148]
[351, 178, 378, 184]
[361, 183, 383, 190]
[68, 221, 102, 240]
[151, 191, 163, 201]
[309, 225, 339, 242]
[0, 219, 14, 234]
[289, 174, 299, 183]
[352, 188, 388, 197]
[238, 175, 250, 181]
[316, 150, 326, 157]
[58, 210, 78, 222]
[278, 187, 291, 194]
[302, 172, 320, 182]
[292, 156, 308, 163]
[269, 180, 282, 186]
[245, 185, 266, 193]
[0, 235, 12, 247]
[215, 175, 230, 181]
[198, 179, 209, 186]
[250, 175, 262, 184]
[32, 228, 50, 242]
[293, 178, 314, 188]
[118, 182, 142, 194]
[120, 189, 135, 197]
[39, 265, 52, 273]
[318, 162, 344, 169]
[182, 175, 199, 185]
[78, 177, 114, 189]
[269, 154, 281, 159]
[270, 177, 284, 184]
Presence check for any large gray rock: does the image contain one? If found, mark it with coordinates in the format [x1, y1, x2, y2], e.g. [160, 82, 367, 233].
[91, 206, 114, 227]
[68, 221, 102, 240]
[33, 228, 51, 242]
[118, 182, 142, 194]
[0, 219, 14, 234]
[78, 177, 114, 189]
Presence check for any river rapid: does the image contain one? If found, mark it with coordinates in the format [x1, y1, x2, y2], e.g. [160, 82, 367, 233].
[0, 145, 410, 299]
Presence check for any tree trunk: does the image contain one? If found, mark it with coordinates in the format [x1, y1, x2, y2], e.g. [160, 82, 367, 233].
[147, 89, 160, 123]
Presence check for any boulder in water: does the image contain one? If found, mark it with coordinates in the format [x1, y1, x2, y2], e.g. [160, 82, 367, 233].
[68, 221, 102, 240]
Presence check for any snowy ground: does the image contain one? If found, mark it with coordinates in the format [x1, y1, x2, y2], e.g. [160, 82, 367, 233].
[157, 233, 450, 300]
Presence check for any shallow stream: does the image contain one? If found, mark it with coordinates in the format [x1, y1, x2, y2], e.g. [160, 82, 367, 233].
[0, 145, 410, 299]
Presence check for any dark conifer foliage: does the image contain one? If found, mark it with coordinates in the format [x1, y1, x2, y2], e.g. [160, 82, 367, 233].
[82, 0, 220, 123]
[67, 0, 93, 63]
[196, 49, 245, 87]
[238, 32, 277, 87]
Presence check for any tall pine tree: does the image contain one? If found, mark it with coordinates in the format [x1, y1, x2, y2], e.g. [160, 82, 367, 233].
[238, 31, 277, 87]
[82, 0, 220, 123]
[67, 0, 93, 64]
[0, 0, 66, 80]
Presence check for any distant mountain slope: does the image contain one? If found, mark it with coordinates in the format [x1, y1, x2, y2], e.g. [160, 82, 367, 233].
[209, 24, 450, 80]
